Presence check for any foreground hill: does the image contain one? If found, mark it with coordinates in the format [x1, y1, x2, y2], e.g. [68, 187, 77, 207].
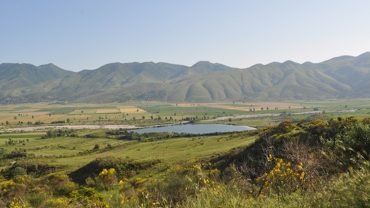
[1, 52, 370, 103]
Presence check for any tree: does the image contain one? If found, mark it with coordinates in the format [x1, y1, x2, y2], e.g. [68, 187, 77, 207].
[93, 144, 100, 150]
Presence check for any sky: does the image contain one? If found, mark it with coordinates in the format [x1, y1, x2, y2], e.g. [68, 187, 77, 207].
[1, 0, 370, 71]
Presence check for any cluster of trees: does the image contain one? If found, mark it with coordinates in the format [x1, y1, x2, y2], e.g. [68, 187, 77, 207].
[42, 129, 77, 138]
[1, 120, 45, 125]
[4, 138, 29, 146]
[2, 149, 27, 159]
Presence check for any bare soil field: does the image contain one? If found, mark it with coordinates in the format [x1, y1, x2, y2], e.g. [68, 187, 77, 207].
[3, 124, 138, 132]
[96, 108, 121, 114]
[175, 102, 303, 111]
[119, 106, 146, 113]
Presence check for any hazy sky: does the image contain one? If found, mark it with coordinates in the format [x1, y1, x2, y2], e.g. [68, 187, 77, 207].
[1, 0, 370, 71]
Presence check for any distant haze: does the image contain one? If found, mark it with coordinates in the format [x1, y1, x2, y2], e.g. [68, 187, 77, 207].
[1, 1, 370, 71]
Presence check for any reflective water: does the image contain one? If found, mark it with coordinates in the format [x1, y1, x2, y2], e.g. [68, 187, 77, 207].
[131, 124, 256, 134]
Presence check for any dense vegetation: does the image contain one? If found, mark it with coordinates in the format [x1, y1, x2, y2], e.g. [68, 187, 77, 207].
[0, 117, 368, 207]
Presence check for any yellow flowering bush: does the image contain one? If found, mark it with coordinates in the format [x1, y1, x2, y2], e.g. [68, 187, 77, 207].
[0, 179, 27, 201]
[69, 187, 110, 208]
[96, 168, 118, 189]
[1, 180, 16, 195]
[43, 174, 77, 195]
[7, 199, 30, 208]
[257, 154, 305, 196]
[43, 197, 69, 208]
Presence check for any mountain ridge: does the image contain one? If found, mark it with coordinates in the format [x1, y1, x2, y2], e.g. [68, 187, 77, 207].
[1, 52, 370, 103]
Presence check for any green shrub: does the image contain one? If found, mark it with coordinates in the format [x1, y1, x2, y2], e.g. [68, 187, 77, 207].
[9, 167, 27, 178]
[27, 193, 48, 207]
[43, 174, 77, 196]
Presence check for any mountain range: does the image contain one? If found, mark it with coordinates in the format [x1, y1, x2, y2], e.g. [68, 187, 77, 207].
[1, 52, 370, 103]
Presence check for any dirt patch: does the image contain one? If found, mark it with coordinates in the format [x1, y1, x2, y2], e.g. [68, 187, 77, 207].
[96, 108, 120, 114]
[119, 106, 146, 113]
[175, 102, 303, 111]
[5, 124, 138, 132]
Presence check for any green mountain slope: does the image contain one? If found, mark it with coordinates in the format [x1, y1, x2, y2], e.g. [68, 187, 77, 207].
[0, 63, 74, 102]
[1, 52, 370, 103]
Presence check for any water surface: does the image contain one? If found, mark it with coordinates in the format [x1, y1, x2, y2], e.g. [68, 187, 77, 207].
[131, 124, 256, 134]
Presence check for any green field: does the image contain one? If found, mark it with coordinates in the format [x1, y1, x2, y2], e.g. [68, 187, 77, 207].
[0, 102, 252, 127]
[0, 130, 256, 172]
[1, 99, 370, 129]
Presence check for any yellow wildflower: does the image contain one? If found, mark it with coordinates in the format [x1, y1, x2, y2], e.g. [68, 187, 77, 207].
[108, 168, 116, 175]
[267, 154, 273, 162]
[99, 168, 109, 177]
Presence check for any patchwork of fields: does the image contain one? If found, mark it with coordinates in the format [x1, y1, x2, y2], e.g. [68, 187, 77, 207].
[1, 100, 369, 129]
